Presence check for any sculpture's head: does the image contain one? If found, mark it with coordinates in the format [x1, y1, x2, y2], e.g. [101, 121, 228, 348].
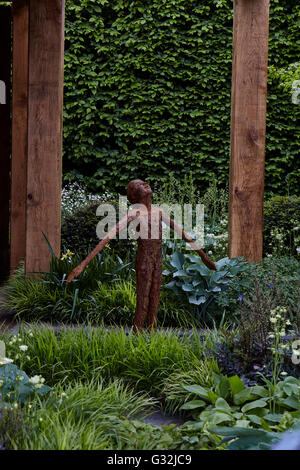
[126, 179, 152, 204]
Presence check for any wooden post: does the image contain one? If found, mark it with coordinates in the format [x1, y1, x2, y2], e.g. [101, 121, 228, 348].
[26, 0, 64, 275]
[0, 6, 11, 281]
[229, 0, 270, 262]
[11, 0, 65, 275]
[10, 0, 29, 274]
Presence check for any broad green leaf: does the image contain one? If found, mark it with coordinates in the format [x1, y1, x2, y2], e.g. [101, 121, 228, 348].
[228, 375, 245, 395]
[187, 264, 210, 276]
[170, 251, 185, 270]
[189, 294, 206, 305]
[241, 399, 268, 413]
[247, 414, 262, 426]
[234, 385, 268, 405]
[282, 382, 299, 397]
[214, 398, 232, 413]
[204, 411, 233, 426]
[211, 286, 222, 292]
[235, 420, 251, 428]
[180, 399, 206, 410]
[264, 413, 283, 423]
[207, 390, 219, 404]
[214, 258, 230, 269]
[181, 284, 194, 292]
[173, 270, 189, 278]
[277, 396, 300, 410]
[215, 375, 231, 400]
[208, 426, 268, 438]
[182, 384, 209, 399]
[162, 269, 171, 275]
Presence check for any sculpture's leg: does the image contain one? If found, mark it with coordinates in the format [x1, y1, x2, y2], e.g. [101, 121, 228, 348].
[147, 256, 162, 332]
[133, 255, 153, 333]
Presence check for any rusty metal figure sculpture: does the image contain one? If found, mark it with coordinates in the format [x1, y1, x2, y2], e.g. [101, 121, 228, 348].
[67, 180, 217, 332]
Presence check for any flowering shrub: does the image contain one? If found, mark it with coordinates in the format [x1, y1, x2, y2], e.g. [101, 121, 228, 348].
[268, 307, 293, 384]
[0, 338, 50, 405]
[263, 196, 300, 259]
[0, 334, 51, 448]
[0, 336, 51, 447]
[204, 217, 229, 259]
[62, 182, 113, 218]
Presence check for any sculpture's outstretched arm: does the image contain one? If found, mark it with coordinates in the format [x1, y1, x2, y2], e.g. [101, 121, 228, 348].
[66, 213, 139, 283]
[161, 211, 217, 271]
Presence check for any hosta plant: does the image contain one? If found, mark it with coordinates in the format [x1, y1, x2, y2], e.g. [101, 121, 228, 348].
[163, 253, 251, 323]
[178, 373, 300, 447]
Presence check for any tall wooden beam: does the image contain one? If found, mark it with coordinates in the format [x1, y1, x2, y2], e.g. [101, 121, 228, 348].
[0, 6, 11, 281]
[11, 0, 64, 275]
[229, 0, 270, 262]
[26, 0, 64, 275]
[11, 0, 29, 274]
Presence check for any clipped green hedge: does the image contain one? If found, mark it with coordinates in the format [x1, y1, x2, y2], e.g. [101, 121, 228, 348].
[63, 0, 300, 195]
[263, 196, 300, 258]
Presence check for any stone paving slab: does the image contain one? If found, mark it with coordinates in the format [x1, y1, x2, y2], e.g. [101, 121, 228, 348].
[140, 410, 188, 428]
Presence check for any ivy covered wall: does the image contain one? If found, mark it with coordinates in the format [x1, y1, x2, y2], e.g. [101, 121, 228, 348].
[63, 0, 300, 195]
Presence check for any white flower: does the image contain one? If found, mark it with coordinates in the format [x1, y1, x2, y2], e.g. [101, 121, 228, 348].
[29, 375, 41, 385]
[270, 317, 277, 324]
[0, 357, 13, 365]
[280, 371, 288, 376]
[29, 374, 45, 388]
[19, 345, 28, 352]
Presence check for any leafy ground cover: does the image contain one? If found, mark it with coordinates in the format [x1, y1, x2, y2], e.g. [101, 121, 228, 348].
[1, 181, 299, 450]
[1, 325, 300, 450]
[2, 251, 299, 330]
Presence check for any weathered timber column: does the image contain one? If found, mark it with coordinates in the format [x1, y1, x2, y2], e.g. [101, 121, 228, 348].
[229, 0, 270, 262]
[11, 0, 29, 274]
[0, 6, 11, 281]
[11, 0, 65, 275]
